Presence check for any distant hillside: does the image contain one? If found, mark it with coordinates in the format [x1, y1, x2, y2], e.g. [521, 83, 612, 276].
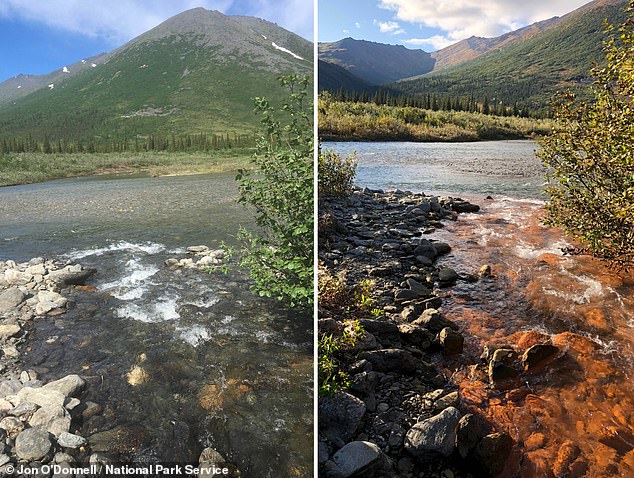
[317, 60, 373, 93]
[394, 0, 628, 113]
[430, 16, 561, 71]
[318, 38, 434, 85]
[0, 53, 111, 105]
[0, 8, 312, 143]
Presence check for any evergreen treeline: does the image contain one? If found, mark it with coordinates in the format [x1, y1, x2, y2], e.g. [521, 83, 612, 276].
[328, 87, 546, 119]
[0, 132, 256, 155]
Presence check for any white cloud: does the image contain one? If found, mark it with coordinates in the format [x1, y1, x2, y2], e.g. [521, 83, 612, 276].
[355, 22, 361, 28]
[373, 19, 406, 35]
[404, 35, 453, 50]
[343, 29, 350, 34]
[0, 0, 313, 44]
[378, 0, 590, 41]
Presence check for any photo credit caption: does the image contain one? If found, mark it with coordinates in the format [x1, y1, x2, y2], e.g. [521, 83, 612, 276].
[7, 463, 232, 476]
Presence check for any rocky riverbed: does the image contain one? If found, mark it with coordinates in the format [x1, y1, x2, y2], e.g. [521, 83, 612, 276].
[318, 187, 568, 478]
[0, 249, 241, 477]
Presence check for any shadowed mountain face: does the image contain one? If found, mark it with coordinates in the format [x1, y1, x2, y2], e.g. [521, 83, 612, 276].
[317, 60, 373, 93]
[318, 38, 435, 85]
[0, 8, 313, 140]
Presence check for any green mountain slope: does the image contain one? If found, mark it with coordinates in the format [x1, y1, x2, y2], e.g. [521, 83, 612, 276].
[0, 8, 312, 143]
[318, 38, 434, 85]
[394, 0, 628, 113]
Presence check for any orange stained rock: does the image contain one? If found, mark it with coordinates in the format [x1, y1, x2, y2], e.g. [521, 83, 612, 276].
[581, 307, 612, 334]
[514, 330, 552, 350]
[552, 332, 600, 355]
[552, 440, 580, 477]
[198, 383, 224, 412]
[76, 285, 97, 291]
[525, 432, 546, 451]
[533, 252, 563, 267]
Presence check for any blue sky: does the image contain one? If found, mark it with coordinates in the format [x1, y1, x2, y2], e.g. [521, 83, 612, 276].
[0, 0, 314, 82]
[319, 0, 591, 50]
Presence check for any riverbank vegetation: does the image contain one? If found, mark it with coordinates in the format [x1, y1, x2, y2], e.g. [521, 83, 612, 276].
[0, 149, 253, 187]
[540, 2, 634, 269]
[234, 75, 314, 308]
[319, 94, 552, 142]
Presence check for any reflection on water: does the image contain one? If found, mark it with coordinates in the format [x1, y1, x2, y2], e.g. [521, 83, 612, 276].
[323, 140, 545, 199]
[0, 174, 312, 477]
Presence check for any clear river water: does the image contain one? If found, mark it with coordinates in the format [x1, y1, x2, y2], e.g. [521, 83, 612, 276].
[0, 173, 313, 477]
[324, 140, 634, 477]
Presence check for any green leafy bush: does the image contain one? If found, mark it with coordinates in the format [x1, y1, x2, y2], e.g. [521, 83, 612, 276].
[235, 75, 314, 307]
[539, 3, 634, 269]
[318, 321, 363, 396]
[318, 148, 357, 198]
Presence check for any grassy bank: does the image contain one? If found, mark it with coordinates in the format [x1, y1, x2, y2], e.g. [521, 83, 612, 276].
[0, 149, 254, 186]
[319, 97, 552, 142]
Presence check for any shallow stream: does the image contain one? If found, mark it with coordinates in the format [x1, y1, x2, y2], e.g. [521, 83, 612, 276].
[0, 173, 313, 477]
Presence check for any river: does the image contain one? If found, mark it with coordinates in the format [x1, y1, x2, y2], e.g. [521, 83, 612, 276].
[323, 140, 634, 477]
[0, 173, 313, 477]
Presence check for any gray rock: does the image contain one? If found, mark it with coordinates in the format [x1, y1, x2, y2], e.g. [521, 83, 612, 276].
[0, 288, 26, 314]
[29, 405, 67, 428]
[439, 328, 464, 355]
[414, 240, 438, 260]
[349, 372, 378, 396]
[405, 406, 461, 459]
[456, 413, 490, 459]
[398, 323, 434, 348]
[394, 289, 420, 301]
[438, 268, 459, 284]
[433, 242, 452, 255]
[435, 391, 460, 411]
[0, 323, 21, 340]
[358, 319, 399, 342]
[0, 416, 24, 437]
[474, 432, 513, 476]
[3, 269, 32, 286]
[47, 267, 95, 286]
[43, 375, 86, 398]
[359, 349, 417, 374]
[16, 387, 66, 408]
[187, 245, 209, 253]
[319, 392, 366, 445]
[10, 401, 39, 419]
[406, 279, 431, 297]
[0, 378, 23, 397]
[15, 427, 52, 461]
[413, 309, 457, 333]
[488, 349, 519, 382]
[48, 416, 72, 437]
[57, 432, 87, 448]
[0, 454, 9, 467]
[54, 452, 76, 463]
[332, 441, 382, 477]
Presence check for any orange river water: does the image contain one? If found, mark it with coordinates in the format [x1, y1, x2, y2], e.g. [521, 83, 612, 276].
[433, 196, 634, 477]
